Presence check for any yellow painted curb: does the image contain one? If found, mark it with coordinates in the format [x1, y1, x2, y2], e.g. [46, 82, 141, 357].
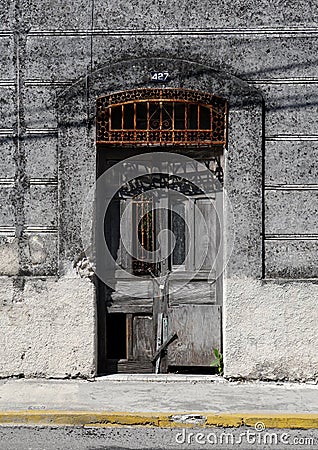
[206, 413, 318, 429]
[0, 411, 317, 429]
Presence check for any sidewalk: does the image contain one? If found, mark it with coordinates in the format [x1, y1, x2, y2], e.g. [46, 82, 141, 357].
[0, 375, 317, 429]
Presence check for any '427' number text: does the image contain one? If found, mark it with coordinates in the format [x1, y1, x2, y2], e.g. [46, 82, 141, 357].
[151, 72, 170, 82]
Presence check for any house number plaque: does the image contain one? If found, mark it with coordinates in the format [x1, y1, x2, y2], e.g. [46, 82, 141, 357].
[150, 72, 170, 82]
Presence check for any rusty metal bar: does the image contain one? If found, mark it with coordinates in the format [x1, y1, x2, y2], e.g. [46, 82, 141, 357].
[159, 101, 162, 144]
[172, 101, 175, 144]
[141, 199, 145, 261]
[133, 102, 137, 142]
[184, 103, 188, 144]
[121, 104, 124, 143]
[109, 106, 112, 142]
[147, 101, 150, 142]
[210, 105, 213, 142]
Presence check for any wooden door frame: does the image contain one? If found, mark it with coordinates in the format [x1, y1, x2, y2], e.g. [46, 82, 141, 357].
[96, 147, 224, 374]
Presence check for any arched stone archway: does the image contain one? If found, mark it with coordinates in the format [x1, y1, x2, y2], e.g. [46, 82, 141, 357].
[57, 58, 264, 376]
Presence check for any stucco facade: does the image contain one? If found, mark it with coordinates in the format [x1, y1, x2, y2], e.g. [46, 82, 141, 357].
[0, 1, 317, 380]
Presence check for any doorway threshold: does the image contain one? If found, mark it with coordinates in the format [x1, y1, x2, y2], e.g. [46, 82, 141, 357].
[94, 374, 227, 383]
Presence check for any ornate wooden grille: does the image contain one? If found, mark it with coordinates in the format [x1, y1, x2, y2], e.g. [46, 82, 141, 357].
[96, 88, 227, 147]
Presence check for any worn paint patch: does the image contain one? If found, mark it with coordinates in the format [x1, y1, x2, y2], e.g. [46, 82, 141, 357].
[169, 414, 207, 425]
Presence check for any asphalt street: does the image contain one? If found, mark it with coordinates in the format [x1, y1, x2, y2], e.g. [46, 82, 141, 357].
[0, 426, 317, 450]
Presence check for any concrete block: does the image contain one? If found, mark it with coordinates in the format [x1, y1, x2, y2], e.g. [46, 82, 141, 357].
[0, 137, 15, 178]
[0, 237, 19, 276]
[24, 185, 57, 227]
[263, 84, 318, 136]
[23, 134, 57, 178]
[0, 1, 15, 30]
[23, 86, 57, 129]
[21, 233, 58, 276]
[265, 190, 318, 234]
[0, 88, 15, 129]
[20, 0, 92, 30]
[95, 0, 318, 29]
[25, 36, 91, 81]
[0, 36, 14, 79]
[0, 187, 15, 226]
[265, 240, 318, 278]
[265, 141, 318, 186]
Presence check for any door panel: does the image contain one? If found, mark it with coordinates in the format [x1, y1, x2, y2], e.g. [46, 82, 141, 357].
[168, 305, 222, 366]
[133, 315, 155, 360]
[194, 197, 217, 271]
[169, 281, 216, 306]
[112, 279, 154, 300]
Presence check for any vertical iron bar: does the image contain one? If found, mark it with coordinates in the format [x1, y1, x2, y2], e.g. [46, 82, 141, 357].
[152, 198, 155, 255]
[197, 104, 200, 146]
[172, 101, 175, 143]
[141, 198, 145, 268]
[109, 106, 112, 141]
[121, 104, 124, 144]
[134, 200, 138, 272]
[210, 105, 214, 141]
[184, 104, 188, 144]
[148, 202, 151, 254]
[146, 202, 149, 255]
[133, 102, 137, 142]
[159, 101, 162, 144]
[147, 101, 150, 142]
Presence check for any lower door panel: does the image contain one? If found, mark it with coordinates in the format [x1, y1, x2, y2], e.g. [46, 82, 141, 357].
[168, 305, 222, 367]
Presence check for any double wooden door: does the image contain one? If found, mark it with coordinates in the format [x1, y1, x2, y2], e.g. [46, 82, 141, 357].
[99, 162, 223, 374]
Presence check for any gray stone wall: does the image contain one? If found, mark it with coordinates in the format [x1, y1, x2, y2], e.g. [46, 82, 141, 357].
[0, 1, 317, 379]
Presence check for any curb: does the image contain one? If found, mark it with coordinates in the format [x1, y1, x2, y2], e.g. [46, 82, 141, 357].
[0, 411, 317, 429]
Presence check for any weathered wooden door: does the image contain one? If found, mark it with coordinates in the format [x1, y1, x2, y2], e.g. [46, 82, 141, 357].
[102, 176, 222, 373]
[95, 88, 227, 374]
[167, 192, 223, 369]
